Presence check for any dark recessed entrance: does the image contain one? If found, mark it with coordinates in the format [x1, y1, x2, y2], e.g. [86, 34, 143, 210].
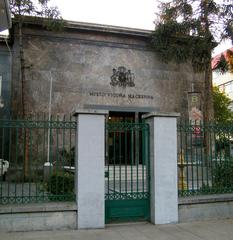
[108, 111, 145, 123]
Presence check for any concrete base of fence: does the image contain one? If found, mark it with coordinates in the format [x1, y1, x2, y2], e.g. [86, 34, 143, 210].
[0, 202, 77, 232]
[179, 194, 233, 222]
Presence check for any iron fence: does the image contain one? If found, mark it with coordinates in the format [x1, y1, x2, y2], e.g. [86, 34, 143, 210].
[105, 122, 150, 200]
[178, 121, 233, 197]
[0, 115, 76, 204]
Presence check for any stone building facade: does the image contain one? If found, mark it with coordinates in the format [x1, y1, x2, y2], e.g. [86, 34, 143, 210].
[0, 38, 11, 118]
[10, 18, 205, 119]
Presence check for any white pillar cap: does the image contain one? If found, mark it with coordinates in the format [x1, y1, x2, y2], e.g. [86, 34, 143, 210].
[142, 111, 180, 119]
[73, 109, 109, 116]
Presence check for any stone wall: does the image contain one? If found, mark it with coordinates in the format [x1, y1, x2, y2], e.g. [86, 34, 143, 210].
[0, 202, 77, 231]
[179, 194, 233, 222]
[0, 43, 11, 118]
[11, 20, 205, 117]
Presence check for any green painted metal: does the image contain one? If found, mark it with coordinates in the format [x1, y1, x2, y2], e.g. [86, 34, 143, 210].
[178, 121, 233, 197]
[105, 122, 150, 223]
[105, 199, 150, 223]
[0, 115, 76, 204]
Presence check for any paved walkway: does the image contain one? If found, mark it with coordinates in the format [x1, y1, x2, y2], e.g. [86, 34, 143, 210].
[1, 220, 233, 240]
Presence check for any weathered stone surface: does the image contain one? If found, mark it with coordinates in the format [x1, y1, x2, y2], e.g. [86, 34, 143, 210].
[11, 20, 205, 117]
[179, 201, 233, 222]
[0, 44, 11, 118]
[0, 202, 77, 231]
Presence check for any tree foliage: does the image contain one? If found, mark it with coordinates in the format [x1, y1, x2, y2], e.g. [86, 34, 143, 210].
[213, 86, 233, 123]
[213, 53, 230, 73]
[152, 0, 233, 71]
[9, 0, 63, 30]
[152, 0, 233, 121]
[213, 49, 233, 74]
[9, 0, 61, 19]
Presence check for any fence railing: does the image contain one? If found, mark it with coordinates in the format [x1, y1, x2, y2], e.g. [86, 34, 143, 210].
[105, 122, 150, 200]
[178, 121, 233, 197]
[0, 115, 76, 204]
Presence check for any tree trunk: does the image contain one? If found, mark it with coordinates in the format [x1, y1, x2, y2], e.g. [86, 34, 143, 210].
[203, 61, 214, 122]
[18, 21, 25, 117]
[18, 21, 29, 179]
[203, 60, 214, 166]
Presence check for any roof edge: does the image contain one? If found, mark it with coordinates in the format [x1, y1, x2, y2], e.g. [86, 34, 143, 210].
[12, 16, 153, 38]
[65, 20, 153, 37]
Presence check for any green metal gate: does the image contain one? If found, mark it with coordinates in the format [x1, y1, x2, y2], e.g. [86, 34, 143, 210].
[105, 122, 150, 223]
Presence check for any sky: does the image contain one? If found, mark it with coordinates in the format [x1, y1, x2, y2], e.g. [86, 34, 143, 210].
[48, 0, 231, 55]
[49, 0, 157, 30]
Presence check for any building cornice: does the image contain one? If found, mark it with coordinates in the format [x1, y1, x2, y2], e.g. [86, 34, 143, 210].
[12, 16, 153, 39]
[65, 20, 153, 38]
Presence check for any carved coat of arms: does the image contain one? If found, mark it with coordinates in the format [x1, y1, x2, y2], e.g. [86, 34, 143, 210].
[110, 66, 135, 87]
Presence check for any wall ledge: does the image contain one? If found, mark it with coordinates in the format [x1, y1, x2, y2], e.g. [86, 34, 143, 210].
[0, 202, 77, 214]
[179, 194, 233, 205]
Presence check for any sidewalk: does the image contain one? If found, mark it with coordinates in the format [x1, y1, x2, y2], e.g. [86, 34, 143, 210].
[1, 219, 233, 240]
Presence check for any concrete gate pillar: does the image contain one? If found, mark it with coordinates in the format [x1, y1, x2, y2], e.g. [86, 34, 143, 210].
[74, 109, 108, 229]
[143, 112, 180, 224]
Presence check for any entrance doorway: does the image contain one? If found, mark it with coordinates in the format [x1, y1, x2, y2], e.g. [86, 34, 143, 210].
[105, 111, 150, 223]
[108, 111, 135, 123]
[108, 111, 144, 123]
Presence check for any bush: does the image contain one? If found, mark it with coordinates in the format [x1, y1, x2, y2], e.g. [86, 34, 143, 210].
[47, 172, 74, 195]
[212, 161, 233, 189]
[215, 137, 231, 158]
[59, 147, 75, 166]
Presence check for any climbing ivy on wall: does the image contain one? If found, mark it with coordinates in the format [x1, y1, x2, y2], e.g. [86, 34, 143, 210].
[151, 0, 233, 121]
[151, 21, 215, 72]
